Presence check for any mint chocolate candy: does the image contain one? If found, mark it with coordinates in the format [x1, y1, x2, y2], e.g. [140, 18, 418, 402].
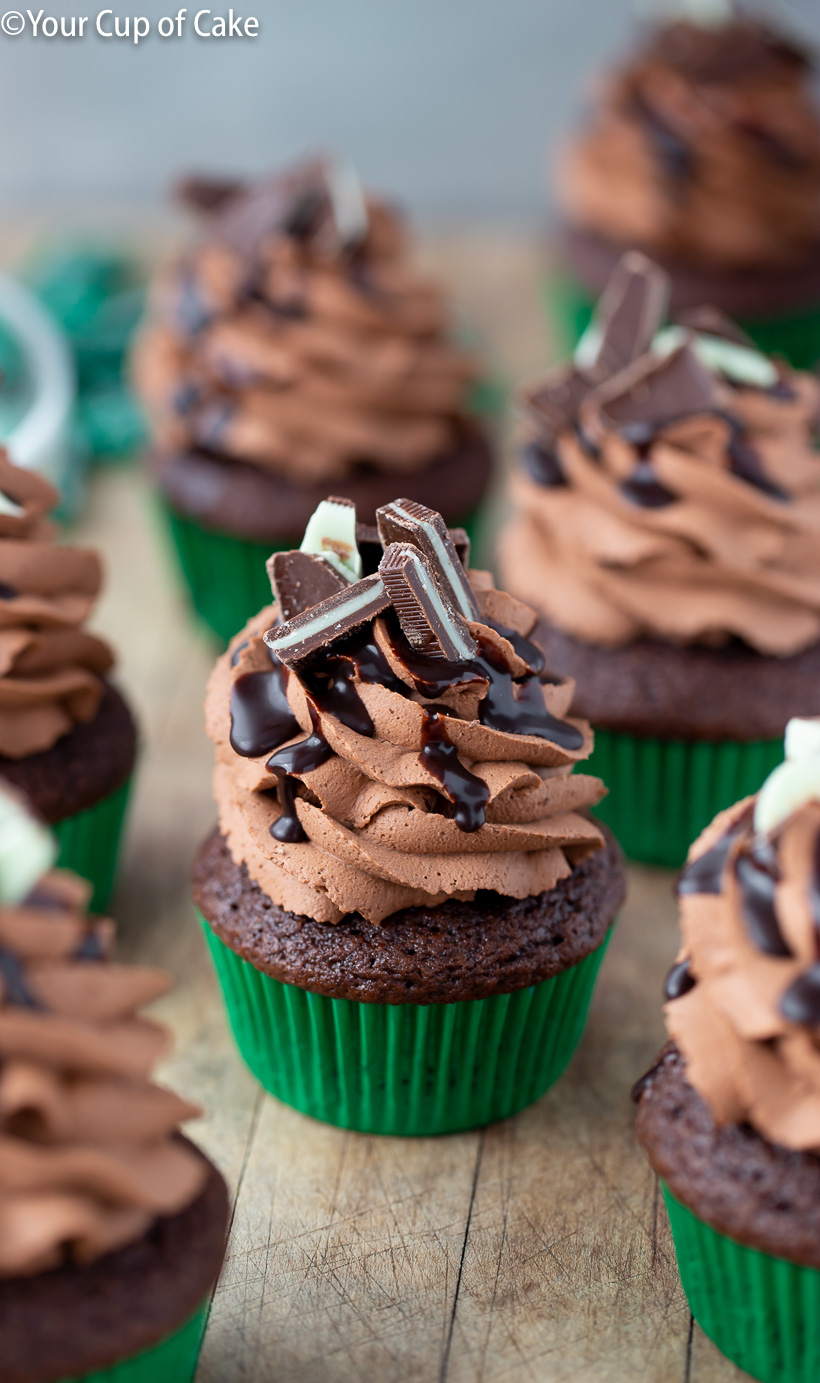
[380, 543, 477, 663]
[376, 498, 480, 622]
[265, 574, 390, 666]
[267, 550, 348, 622]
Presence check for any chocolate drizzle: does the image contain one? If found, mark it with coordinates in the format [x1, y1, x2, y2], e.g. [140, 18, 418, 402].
[664, 957, 696, 1001]
[0, 950, 41, 1008]
[522, 440, 566, 488]
[780, 964, 820, 1027]
[677, 803, 754, 896]
[632, 92, 694, 188]
[721, 412, 790, 501]
[485, 618, 545, 675]
[229, 653, 299, 757]
[735, 838, 792, 958]
[419, 711, 489, 833]
[620, 458, 676, 509]
[475, 635, 583, 749]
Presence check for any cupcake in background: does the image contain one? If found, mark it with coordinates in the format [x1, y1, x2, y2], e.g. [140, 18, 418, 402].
[0, 785, 228, 1383]
[635, 719, 820, 1383]
[551, 1, 820, 368]
[0, 450, 136, 906]
[133, 159, 495, 645]
[499, 252, 820, 867]
[195, 495, 624, 1136]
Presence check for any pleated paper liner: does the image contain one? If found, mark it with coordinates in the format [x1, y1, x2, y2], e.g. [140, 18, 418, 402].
[663, 1186, 820, 1383]
[159, 501, 487, 648]
[200, 912, 612, 1136]
[53, 776, 133, 912]
[64, 1300, 208, 1383]
[543, 271, 820, 371]
[586, 730, 783, 870]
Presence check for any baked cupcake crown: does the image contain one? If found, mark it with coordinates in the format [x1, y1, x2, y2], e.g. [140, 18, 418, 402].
[501, 253, 820, 655]
[666, 718, 820, 1151]
[132, 158, 480, 484]
[0, 449, 115, 760]
[0, 785, 206, 1278]
[205, 498, 607, 925]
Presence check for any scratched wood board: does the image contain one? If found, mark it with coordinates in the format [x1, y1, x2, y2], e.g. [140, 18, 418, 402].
[59, 231, 750, 1382]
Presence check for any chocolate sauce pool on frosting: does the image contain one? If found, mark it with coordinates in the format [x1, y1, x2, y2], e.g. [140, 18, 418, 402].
[736, 838, 792, 958]
[664, 956, 695, 1001]
[419, 711, 490, 833]
[0, 950, 41, 1008]
[677, 803, 754, 896]
[230, 653, 299, 758]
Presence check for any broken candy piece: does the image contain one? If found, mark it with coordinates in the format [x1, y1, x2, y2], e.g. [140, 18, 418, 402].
[267, 550, 349, 621]
[376, 498, 480, 622]
[265, 574, 390, 665]
[379, 543, 477, 663]
[300, 496, 362, 582]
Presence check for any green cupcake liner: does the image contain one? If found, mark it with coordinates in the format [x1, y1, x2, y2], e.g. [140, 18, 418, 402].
[586, 728, 782, 869]
[53, 777, 133, 912]
[200, 912, 612, 1136]
[64, 1299, 208, 1383]
[545, 272, 820, 371]
[160, 499, 486, 647]
[663, 1186, 820, 1383]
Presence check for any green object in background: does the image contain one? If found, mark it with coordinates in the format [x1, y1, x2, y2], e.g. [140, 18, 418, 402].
[160, 499, 487, 648]
[26, 247, 147, 466]
[663, 1186, 820, 1383]
[545, 271, 820, 371]
[201, 914, 612, 1136]
[63, 1301, 209, 1383]
[586, 729, 784, 869]
[52, 777, 133, 912]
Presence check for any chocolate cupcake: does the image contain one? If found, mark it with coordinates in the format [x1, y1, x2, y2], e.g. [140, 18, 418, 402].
[635, 718, 820, 1383]
[499, 253, 820, 866]
[0, 451, 137, 905]
[195, 496, 624, 1135]
[0, 786, 228, 1383]
[551, 5, 820, 368]
[133, 160, 494, 645]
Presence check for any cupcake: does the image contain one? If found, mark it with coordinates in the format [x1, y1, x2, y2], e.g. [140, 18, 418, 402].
[499, 252, 820, 867]
[0, 450, 137, 906]
[552, 5, 820, 369]
[133, 160, 494, 645]
[0, 786, 228, 1383]
[194, 494, 624, 1135]
[634, 719, 820, 1383]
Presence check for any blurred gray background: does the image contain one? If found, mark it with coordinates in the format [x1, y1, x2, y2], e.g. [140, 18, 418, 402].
[0, 0, 815, 223]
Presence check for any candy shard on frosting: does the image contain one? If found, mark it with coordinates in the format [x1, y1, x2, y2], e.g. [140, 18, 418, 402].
[207, 500, 605, 925]
[0, 451, 115, 759]
[667, 721, 820, 1151]
[502, 255, 820, 656]
[0, 793, 205, 1277]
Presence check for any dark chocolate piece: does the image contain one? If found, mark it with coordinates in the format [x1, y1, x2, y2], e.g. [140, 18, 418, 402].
[376, 497, 480, 622]
[593, 252, 669, 377]
[419, 711, 489, 833]
[379, 544, 477, 663]
[676, 306, 754, 348]
[267, 550, 348, 622]
[265, 575, 390, 666]
[524, 367, 590, 447]
[597, 344, 718, 432]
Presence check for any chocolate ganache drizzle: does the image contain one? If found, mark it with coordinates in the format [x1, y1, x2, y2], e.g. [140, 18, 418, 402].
[207, 500, 605, 925]
[133, 159, 480, 485]
[661, 722, 820, 1152]
[500, 253, 820, 656]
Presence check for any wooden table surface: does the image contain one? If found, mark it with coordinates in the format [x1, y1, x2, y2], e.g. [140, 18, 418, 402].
[65, 232, 749, 1382]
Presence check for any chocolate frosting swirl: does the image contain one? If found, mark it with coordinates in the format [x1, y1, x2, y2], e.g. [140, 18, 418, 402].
[0, 868, 206, 1277]
[667, 794, 820, 1152]
[501, 268, 820, 656]
[133, 161, 479, 484]
[0, 452, 114, 758]
[206, 572, 605, 926]
[558, 16, 820, 270]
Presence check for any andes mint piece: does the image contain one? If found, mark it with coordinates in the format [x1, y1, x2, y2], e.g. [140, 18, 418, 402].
[595, 343, 718, 432]
[379, 544, 477, 663]
[0, 786, 57, 906]
[376, 498, 480, 622]
[577, 252, 669, 378]
[654, 324, 778, 390]
[676, 306, 754, 349]
[355, 521, 384, 577]
[300, 497, 362, 582]
[326, 162, 369, 253]
[267, 550, 348, 622]
[265, 575, 390, 666]
[522, 366, 590, 443]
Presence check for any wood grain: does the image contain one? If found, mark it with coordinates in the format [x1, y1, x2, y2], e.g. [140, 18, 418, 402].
[64, 232, 751, 1382]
